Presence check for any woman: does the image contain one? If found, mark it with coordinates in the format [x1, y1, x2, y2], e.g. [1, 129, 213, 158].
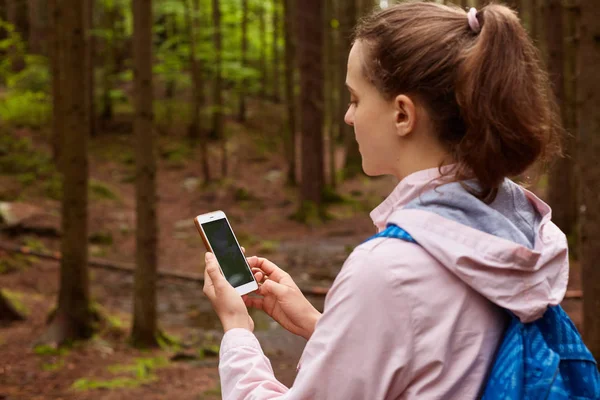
[202, 2, 568, 398]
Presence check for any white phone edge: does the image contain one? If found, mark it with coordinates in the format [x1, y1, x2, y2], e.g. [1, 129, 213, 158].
[194, 210, 259, 296]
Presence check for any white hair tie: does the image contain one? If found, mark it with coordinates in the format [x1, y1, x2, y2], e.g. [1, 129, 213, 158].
[468, 8, 481, 33]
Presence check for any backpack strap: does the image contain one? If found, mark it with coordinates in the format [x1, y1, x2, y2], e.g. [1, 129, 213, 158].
[366, 224, 417, 244]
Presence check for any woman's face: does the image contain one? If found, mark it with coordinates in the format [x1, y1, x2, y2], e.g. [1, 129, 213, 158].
[344, 41, 403, 177]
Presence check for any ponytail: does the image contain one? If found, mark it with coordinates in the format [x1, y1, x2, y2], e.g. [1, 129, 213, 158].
[355, 2, 562, 202]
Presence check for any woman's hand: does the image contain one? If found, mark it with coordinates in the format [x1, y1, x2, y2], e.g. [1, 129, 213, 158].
[203, 252, 254, 333]
[244, 257, 321, 340]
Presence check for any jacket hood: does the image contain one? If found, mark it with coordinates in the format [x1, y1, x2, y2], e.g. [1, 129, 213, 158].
[371, 170, 569, 323]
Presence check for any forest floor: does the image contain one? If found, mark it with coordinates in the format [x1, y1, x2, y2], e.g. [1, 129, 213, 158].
[0, 100, 583, 399]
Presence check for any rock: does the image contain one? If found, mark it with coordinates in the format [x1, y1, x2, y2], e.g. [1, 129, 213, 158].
[182, 177, 200, 193]
[174, 219, 195, 231]
[0, 202, 60, 236]
[264, 169, 283, 184]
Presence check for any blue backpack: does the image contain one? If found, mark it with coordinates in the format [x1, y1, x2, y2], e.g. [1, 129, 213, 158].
[367, 224, 600, 399]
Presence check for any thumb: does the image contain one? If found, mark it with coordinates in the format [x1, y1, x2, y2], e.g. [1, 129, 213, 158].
[205, 253, 226, 287]
[261, 279, 288, 298]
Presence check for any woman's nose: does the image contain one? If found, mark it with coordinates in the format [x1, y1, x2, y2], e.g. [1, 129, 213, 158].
[344, 107, 354, 126]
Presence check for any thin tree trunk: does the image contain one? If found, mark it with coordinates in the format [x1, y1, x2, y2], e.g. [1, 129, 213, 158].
[545, 0, 576, 236]
[283, 0, 297, 186]
[324, 0, 336, 187]
[272, 0, 280, 102]
[297, 0, 325, 220]
[6, 0, 28, 42]
[84, 0, 96, 137]
[259, 3, 267, 99]
[211, 0, 226, 177]
[43, 0, 93, 345]
[239, 0, 248, 122]
[49, 0, 62, 167]
[341, 0, 360, 181]
[27, 0, 43, 53]
[579, 0, 600, 361]
[6, 0, 27, 71]
[100, 6, 117, 126]
[130, 0, 158, 349]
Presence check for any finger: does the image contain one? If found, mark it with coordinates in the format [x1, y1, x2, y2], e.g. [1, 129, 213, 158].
[205, 252, 227, 289]
[253, 270, 265, 283]
[241, 246, 246, 254]
[249, 257, 289, 282]
[260, 279, 288, 298]
[244, 296, 265, 311]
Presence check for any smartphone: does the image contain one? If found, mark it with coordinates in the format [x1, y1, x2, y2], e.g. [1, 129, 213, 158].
[194, 210, 258, 295]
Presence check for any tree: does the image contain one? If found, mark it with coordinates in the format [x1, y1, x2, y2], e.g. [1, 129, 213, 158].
[211, 0, 227, 177]
[238, 0, 249, 121]
[130, 0, 159, 348]
[296, 0, 325, 220]
[259, 2, 267, 98]
[5, 0, 27, 71]
[545, 0, 576, 236]
[340, 0, 360, 181]
[84, 0, 96, 137]
[184, 0, 210, 182]
[579, 0, 600, 361]
[43, 0, 94, 345]
[272, 0, 280, 102]
[27, 0, 45, 54]
[283, 0, 297, 185]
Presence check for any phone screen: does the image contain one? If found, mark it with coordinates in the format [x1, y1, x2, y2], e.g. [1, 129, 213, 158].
[201, 219, 254, 287]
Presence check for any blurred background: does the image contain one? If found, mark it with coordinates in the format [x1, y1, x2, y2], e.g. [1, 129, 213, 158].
[0, 0, 598, 398]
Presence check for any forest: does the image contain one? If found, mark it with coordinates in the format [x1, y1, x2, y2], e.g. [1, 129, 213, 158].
[0, 0, 598, 398]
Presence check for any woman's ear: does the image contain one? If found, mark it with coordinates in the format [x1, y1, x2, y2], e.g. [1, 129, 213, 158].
[394, 95, 416, 138]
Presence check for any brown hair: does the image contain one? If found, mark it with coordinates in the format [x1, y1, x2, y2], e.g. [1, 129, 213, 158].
[354, 2, 562, 202]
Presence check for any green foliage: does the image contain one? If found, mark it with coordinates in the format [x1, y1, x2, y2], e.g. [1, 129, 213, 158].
[71, 376, 155, 391]
[258, 240, 279, 255]
[42, 359, 66, 372]
[0, 91, 51, 128]
[0, 254, 37, 274]
[6, 55, 51, 93]
[72, 357, 168, 391]
[34, 344, 70, 356]
[23, 237, 48, 253]
[0, 20, 26, 84]
[89, 179, 121, 202]
[89, 231, 114, 246]
[0, 289, 28, 316]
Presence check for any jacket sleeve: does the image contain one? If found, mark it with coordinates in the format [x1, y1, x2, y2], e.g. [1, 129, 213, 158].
[218, 249, 416, 400]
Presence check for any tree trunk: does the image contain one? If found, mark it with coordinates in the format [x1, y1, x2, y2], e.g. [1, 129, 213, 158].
[100, 6, 117, 126]
[297, 0, 325, 220]
[283, 0, 297, 186]
[358, 0, 374, 18]
[211, 0, 226, 177]
[324, 0, 335, 187]
[27, 0, 43, 54]
[341, 0, 360, 181]
[239, 0, 249, 122]
[84, 0, 96, 137]
[130, 0, 159, 349]
[579, 0, 600, 361]
[43, 0, 94, 345]
[272, 0, 281, 102]
[0, 290, 25, 323]
[49, 0, 62, 166]
[259, 3, 267, 99]
[545, 0, 576, 236]
[6, 0, 28, 42]
[6, 0, 27, 71]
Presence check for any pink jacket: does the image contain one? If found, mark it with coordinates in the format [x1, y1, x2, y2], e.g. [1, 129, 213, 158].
[218, 168, 569, 399]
